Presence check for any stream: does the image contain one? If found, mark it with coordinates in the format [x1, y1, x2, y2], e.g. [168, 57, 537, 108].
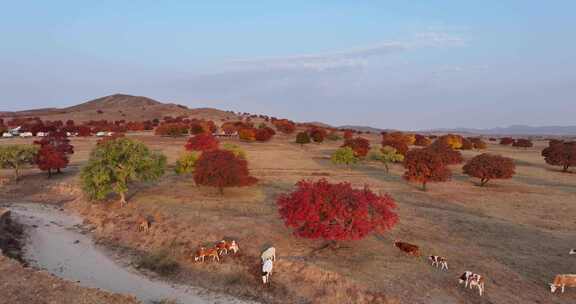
[9, 203, 257, 304]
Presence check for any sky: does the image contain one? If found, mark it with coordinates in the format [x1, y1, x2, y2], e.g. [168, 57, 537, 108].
[1, 1, 575, 130]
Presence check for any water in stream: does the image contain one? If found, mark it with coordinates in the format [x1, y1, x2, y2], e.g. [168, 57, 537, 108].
[10, 203, 256, 304]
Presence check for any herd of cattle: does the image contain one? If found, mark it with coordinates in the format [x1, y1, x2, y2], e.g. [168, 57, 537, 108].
[136, 221, 576, 296]
[393, 240, 575, 297]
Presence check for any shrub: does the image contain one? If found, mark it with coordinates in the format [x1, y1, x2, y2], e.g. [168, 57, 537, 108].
[155, 123, 189, 137]
[0, 145, 38, 181]
[542, 141, 576, 172]
[436, 134, 463, 150]
[295, 132, 311, 146]
[327, 132, 342, 141]
[185, 133, 219, 152]
[238, 128, 257, 142]
[426, 141, 463, 165]
[463, 153, 516, 186]
[403, 148, 451, 190]
[414, 134, 431, 146]
[255, 126, 275, 142]
[36, 145, 68, 177]
[174, 152, 200, 175]
[309, 128, 326, 143]
[222, 143, 246, 159]
[193, 150, 257, 194]
[81, 138, 166, 206]
[272, 119, 296, 134]
[277, 179, 398, 244]
[136, 250, 179, 276]
[331, 147, 358, 168]
[469, 137, 487, 150]
[341, 137, 370, 158]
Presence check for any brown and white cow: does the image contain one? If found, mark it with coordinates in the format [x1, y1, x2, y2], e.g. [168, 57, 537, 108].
[194, 247, 220, 263]
[215, 240, 240, 256]
[428, 255, 448, 270]
[550, 274, 576, 293]
[394, 240, 420, 257]
[459, 271, 485, 296]
[137, 219, 151, 233]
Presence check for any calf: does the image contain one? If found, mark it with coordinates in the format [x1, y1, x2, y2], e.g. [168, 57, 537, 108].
[262, 259, 274, 286]
[261, 246, 276, 263]
[459, 271, 485, 296]
[394, 241, 420, 257]
[428, 255, 448, 270]
[137, 219, 151, 233]
[550, 274, 576, 293]
[194, 247, 220, 263]
[215, 240, 240, 256]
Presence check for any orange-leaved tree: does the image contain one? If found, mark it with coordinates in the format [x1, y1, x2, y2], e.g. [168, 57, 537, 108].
[342, 137, 371, 157]
[193, 149, 257, 194]
[403, 148, 451, 190]
[185, 133, 219, 152]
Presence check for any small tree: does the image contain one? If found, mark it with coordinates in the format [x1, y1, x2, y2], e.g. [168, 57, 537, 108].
[238, 128, 257, 142]
[309, 128, 326, 143]
[436, 134, 463, 150]
[193, 149, 257, 194]
[36, 145, 68, 177]
[255, 126, 275, 142]
[542, 141, 576, 172]
[185, 133, 219, 152]
[277, 179, 398, 247]
[331, 147, 358, 169]
[499, 137, 514, 145]
[379, 146, 405, 173]
[463, 153, 515, 186]
[0, 145, 38, 181]
[342, 137, 370, 157]
[403, 148, 451, 191]
[81, 138, 166, 207]
[295, 132, 311, 147]
[512, 138, 533, 148]
[174, 151, 200, 175]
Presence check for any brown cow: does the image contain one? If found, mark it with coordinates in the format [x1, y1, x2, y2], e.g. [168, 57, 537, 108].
[394, 240, 420, 257]
[137, 219, 151, 233]
[550, 274, 576, 293]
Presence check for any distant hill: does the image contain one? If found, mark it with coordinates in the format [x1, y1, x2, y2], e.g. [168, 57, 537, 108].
[427, 125, 576, 136]
[338, 125, 390, 133]
[0, 94, 238, 123]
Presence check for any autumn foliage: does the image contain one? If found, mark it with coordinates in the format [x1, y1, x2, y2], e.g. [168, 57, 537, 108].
[426, 141, 463, 165]
[542, 141, 576, 172]
[414, 134, 431, 146]
[342, 137, 371, 157]
[255, 126, 276, 142]
[34, 131, 74, 176]
[436, 134, 463, 150]
[381, 132, 410, 156]
[185, 133, 219, 152]
[403, 148, 451, 190]
[499, 137, 514, 145]
[463, 153, 516, 186]
[193, 149, 257, 194]
[295, 132, 311, 146]
[272, 119, 296, 134]
[277, 179, 398, 242]
[512, 138, 533, 148]
[238, 128, 257, 142]
[155, 122, 189, 137]
[308, 128, 327, 143]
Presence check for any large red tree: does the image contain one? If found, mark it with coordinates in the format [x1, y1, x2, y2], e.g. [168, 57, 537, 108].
[193, 150, 257, 194]
[36, 145, 68, 177]
[403, 148, 451, 190]
[277, 179, 398, 244]
[425, 141, 463, 165]
[463, 153, 515, 186]
[342, 137, 371, 157]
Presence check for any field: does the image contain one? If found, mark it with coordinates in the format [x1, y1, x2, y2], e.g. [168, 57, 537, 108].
[1, 132, 575, 304]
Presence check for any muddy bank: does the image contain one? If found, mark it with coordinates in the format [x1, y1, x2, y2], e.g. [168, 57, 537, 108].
[0, 207, 25, 263]
[10, 203, 258, 304]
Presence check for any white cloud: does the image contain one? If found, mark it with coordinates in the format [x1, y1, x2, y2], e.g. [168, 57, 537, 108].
[228, 30, 466, 72]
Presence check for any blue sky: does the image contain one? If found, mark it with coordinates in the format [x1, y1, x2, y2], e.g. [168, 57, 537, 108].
[1, 1, 575, 130]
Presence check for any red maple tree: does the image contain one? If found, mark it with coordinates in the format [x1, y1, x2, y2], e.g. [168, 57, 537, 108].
[193, 150, 257, 194]
[403, 148, 451, 190]
[512, 138, 533, 148]
[463, 153, 515, 186]
[342, 137, 371, 157]
[277, 179, 398, 244]
[185, 133, 219, 152]
[499, 137, 514, 145]
[308, 128, 327, 143]
[542, 141, 576, 172]
[255, 126, 276, 142]
[414, 134, 431, 146]
[425, 141, 463, 165]
[36, 145, 69, 177]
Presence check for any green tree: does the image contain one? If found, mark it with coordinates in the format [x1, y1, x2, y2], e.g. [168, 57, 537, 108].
[174, 151, 199, 175]
[0, 145, 38, 181]
[331, 147, 358, 169]
[379, 146, 405, 173]
[81, 138, 166, 207]
[222, 143, 247, 160]
[295, 132, 311, 147]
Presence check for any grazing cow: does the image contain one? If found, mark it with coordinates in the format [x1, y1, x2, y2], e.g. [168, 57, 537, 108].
[137, 219, 151, 233]
[261, 246, 276, 263]
[227, 240, 239, 255]
[194, 247, 220, 263]
[428, 255, 448, 270]
[550, 274, 576, 293]
[569, 249, 576, 255]
[394, 240, 420, 257]
[262, 259, 274, 285]
[459, 271, 485, 296]
[215, 240, 228, 256]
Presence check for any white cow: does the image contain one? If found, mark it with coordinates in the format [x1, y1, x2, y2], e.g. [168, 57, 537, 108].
[569, 249, 576, 255]
[19, 132, 33, 138]
[261, 246, 276, 263]
[36, 132, 47, 137]
[262, 259, 273, 285]
[2, 133, 13, 138]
